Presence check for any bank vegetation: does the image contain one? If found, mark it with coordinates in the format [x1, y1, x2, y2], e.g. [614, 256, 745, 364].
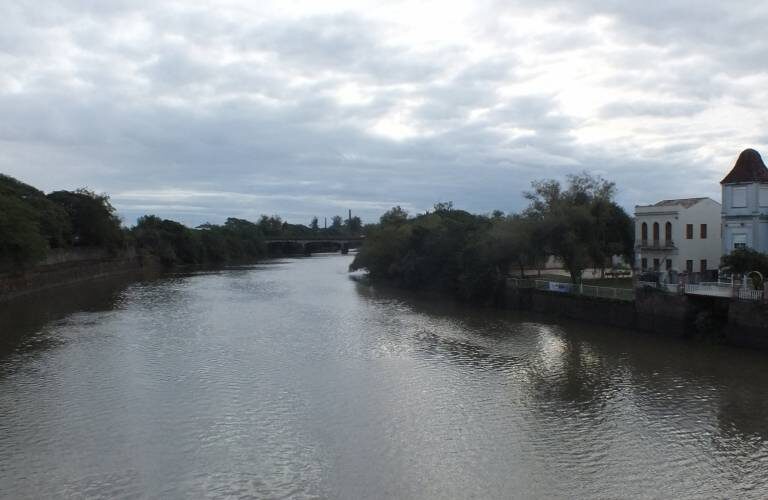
[0, 174, 362, 271]
[350, 173, 634, 302]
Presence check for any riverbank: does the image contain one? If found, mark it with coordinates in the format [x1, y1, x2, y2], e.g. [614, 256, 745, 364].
[0, 248, 162, 304]
[505, 281, 768, 350]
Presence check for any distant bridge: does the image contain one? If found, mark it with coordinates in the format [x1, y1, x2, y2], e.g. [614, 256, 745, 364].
[264, 236, 364, 255]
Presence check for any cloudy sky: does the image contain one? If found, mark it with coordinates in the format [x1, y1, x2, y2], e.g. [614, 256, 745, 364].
[2, 1, 767, 226]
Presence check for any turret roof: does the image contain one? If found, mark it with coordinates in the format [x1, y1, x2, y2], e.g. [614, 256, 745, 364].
[721, 149, 768, 184]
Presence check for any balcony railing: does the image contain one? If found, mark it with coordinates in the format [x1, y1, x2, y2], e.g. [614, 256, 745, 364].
[636, 239, 676, 249]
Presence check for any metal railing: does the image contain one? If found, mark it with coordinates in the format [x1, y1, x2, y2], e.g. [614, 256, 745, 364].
[636, 281, 681, 294]
[683, 283, 764, 301]
[508, 278, 634, 301]
[738, 289, 764, 301]
[684, 283, 733, 297]
[635, 240, 676, 249]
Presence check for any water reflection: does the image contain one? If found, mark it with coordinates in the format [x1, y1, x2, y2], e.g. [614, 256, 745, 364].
[0, 274, 145, 359]
[0, 257, 767, 498]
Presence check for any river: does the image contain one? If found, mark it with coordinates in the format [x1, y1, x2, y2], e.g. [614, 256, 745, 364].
[1, 254, 767, 499]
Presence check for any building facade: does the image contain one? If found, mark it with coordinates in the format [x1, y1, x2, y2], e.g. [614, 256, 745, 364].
[634, 198, 722, 274]
[721, 149, 768, 254]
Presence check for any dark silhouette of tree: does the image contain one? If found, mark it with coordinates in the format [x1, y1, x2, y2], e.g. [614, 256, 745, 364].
[379, 206, 409, 226]
[47, 189, 124, 250]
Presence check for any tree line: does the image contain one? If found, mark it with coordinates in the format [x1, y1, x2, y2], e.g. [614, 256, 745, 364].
[350, 173, 634, 302]
[0, 173, 363, 270]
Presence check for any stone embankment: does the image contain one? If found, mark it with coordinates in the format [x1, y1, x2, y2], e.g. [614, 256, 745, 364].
[505, 281, 768, 350]
[0, 248, 159, 303]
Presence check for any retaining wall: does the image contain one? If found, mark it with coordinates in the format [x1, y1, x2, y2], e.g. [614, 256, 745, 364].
[505, 281, 768, 349]
[0, 249, 156, 303]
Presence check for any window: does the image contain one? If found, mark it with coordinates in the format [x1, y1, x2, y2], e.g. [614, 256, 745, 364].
[653, 258, 660, 270]
[734, 233, 747, 250]
[760, 186, 768, 207]
[652, 222, 659, 243]
[641, 222, 648, 242]
[700, 260, 707, 273]
[700, 224, 707, 239]
[686, 224, 693, 239]
[733, 186, 747, 207]
[641, 258, 648, 270]
[666, 259, 672, 270]
[665, 222, 672, 243]
[686, 260, 694, 273]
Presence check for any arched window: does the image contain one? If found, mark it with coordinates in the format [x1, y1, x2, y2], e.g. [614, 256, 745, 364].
[653, 222, 660, 243]
[665, 222, 672, 244]
[641, 222, 648, 242]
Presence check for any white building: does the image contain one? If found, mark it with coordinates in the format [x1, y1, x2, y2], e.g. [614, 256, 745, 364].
[721, 149, 768, 254]
[634, 198, 722, 274]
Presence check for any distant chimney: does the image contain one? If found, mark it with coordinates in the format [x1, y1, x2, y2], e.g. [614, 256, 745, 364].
[348, 209, 352, 222]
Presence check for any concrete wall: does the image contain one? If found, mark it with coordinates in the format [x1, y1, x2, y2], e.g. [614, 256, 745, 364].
[530, 290, 636, 329]
[0, 250, 156, 303]
[504, 282, 768, 349]
[725, 300, 768, 349]
[634, 288, 690, 337]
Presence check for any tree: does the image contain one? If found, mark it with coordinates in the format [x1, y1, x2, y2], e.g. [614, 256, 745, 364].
[491, 215, 546, 277]
[0, 174, 71, 250]
[380, 206, 409, 226]
[351, 205, 504, 302]
[310, 217, 319, 231]
[47, 189, 124, 250]
[523, 172, 630, 283]
[133, 215, 203, 265]
[329, 215, 344, 234]
[346, 216, 363, 235]
[722, 249, 768, 288]
[257, 215, 284, 236]
[0, 195, 48, 268]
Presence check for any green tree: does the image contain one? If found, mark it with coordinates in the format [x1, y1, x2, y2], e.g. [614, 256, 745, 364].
[48, 189, 123, 250]
[491, 215, 546, 277]
[310, 217, 319, 231]
[379, 206, 409, 226]
[329, 215, 344, 234]
[133, 215, 204, 265]
[346, 216, 363, 235]
[522, 172, 630, 283]
[0, 174, 71, 249]
[351, 206, 504, 302]
[722, 249, 768, 288]
[258, 215, 284, 236]
[0, 195, 48, 268]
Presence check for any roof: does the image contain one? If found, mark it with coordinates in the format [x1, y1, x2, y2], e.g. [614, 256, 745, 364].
[652, 197, 708, 208]
[721, 148, 768, 184]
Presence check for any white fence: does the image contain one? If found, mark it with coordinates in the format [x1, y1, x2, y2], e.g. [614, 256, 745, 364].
[738, 289, 765, 301]
[682, 283, 764, 301]
[508, 278, 634, 301]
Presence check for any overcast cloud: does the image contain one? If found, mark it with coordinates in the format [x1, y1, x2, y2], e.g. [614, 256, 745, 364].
[1, 0, 767, 226]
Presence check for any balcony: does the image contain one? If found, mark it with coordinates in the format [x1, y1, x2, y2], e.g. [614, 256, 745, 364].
[636, 239, 677, 251]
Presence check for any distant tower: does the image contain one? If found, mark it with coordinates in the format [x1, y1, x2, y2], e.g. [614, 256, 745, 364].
[348, 209, 352, 223]
[324, 217, 327, 229]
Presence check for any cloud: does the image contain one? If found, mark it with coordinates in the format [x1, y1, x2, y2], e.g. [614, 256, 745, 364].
[0, 0, 766, 227]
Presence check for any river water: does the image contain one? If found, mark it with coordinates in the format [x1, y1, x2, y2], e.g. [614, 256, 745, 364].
[1, 255, 767, 499]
